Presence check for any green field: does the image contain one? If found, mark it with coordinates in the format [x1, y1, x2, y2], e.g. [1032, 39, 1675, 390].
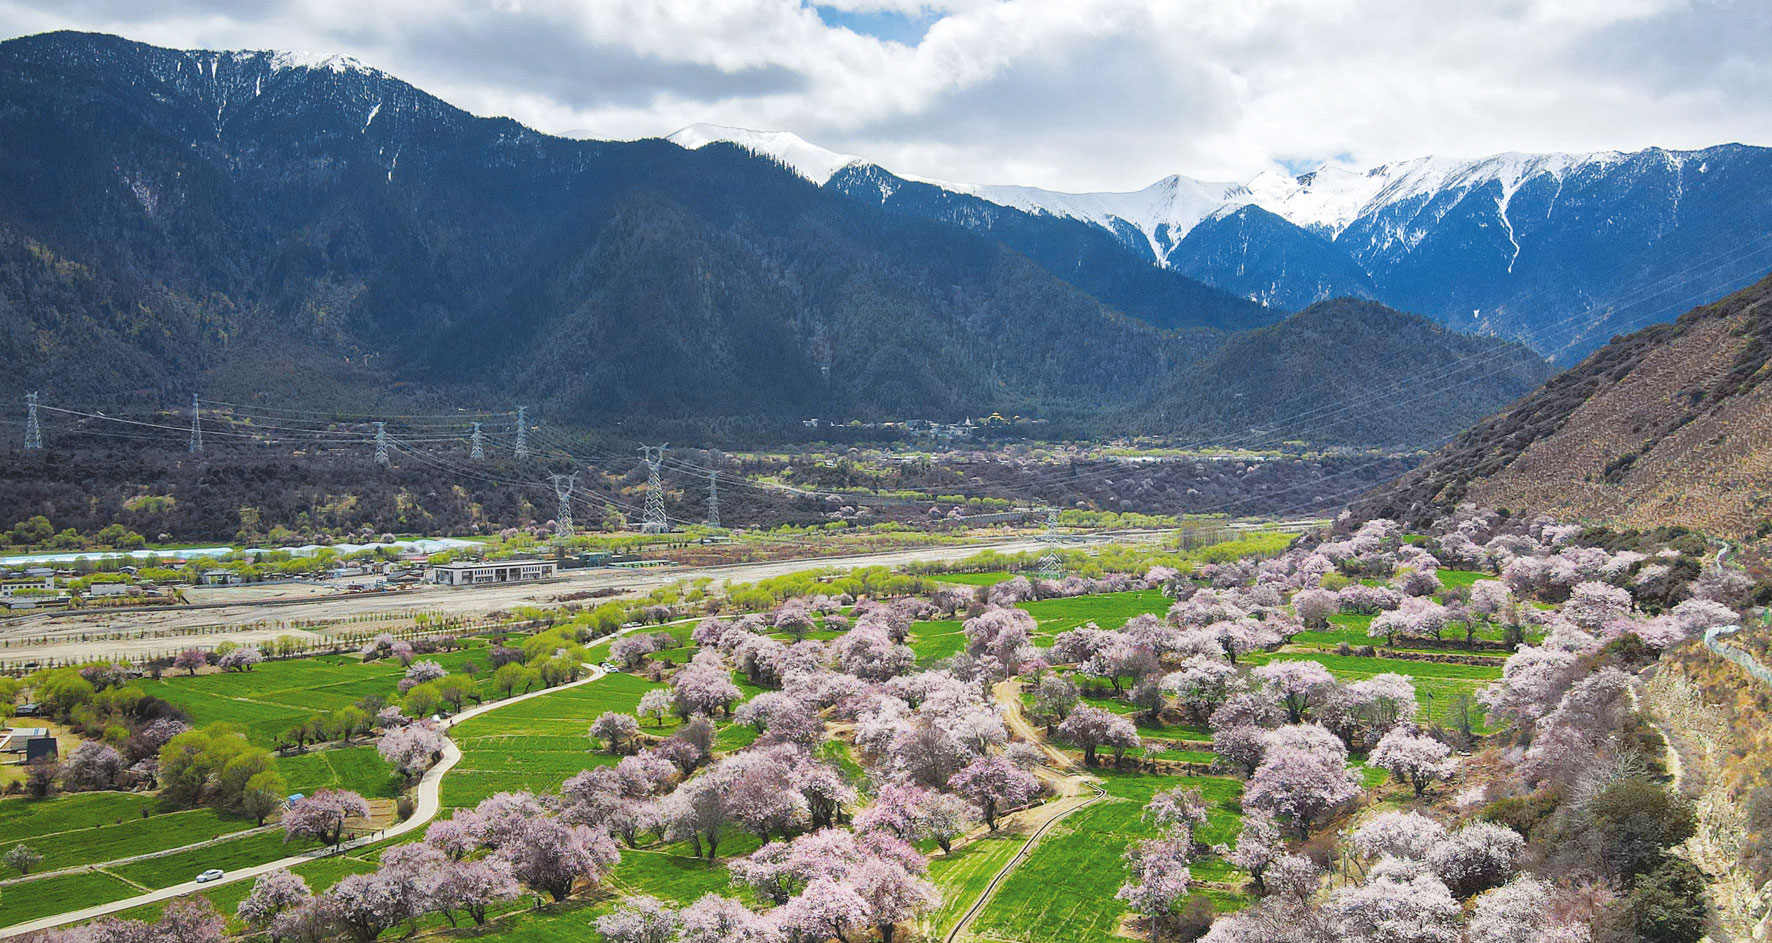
[0, 791, 160, 843]
[109, 830, 322, 891]
[0, 869, 144, 928]
[277, 745, 404, 800]
[909, 590, 1175, 663]
[932, 571, 1017, 586]
[446, 672, 682, 807]
[969, 772, 1244, 943]
[0, 803, 258, 877]
[1434, 569, 1486, 589]
[908, 618, 968, 664]
[108, 846, 384, 928]
[140, 646, 491, 747]
[1018, 591, 1173, 642]
[1245, 651, 1500, 732]
[922, 833, 1024, 939]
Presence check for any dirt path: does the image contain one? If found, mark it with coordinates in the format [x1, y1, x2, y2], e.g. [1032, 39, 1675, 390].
[934, 679, 1108, 943]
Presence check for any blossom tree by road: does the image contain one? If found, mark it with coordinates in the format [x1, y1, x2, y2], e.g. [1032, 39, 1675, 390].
[283, 789, 371, 846]
[949, 754, 1041, 830]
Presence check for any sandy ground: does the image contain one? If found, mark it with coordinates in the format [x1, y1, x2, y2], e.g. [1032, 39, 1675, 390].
[181, 583, 338, 605]
[0, 534, 1155, 665]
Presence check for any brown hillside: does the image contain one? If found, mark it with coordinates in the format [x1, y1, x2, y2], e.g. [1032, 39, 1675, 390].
[1357, 270, 1772, 537]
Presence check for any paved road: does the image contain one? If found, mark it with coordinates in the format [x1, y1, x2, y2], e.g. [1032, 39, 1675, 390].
[4, 535, 1149, 665]
[0, 664, 610, 938]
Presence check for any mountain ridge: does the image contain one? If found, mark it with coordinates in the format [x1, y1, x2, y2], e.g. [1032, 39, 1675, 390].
[0, 30, 1550, 447]
[674, 125, 1772, 359]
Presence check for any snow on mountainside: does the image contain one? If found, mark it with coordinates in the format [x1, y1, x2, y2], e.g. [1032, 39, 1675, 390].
[667, 123, 1636, 256]
[929, 174, 1248, 264]
[668, 123, 862, 185]
[671, 125, 1772, 363]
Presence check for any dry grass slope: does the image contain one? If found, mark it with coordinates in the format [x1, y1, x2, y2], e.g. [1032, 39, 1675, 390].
[1360, 270, 1772, 537]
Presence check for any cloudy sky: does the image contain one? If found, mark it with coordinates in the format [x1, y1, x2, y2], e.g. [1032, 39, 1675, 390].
[1, 0, 1767, 191]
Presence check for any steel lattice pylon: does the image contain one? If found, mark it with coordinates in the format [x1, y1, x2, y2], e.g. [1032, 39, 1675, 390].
[374, 422, 389, 465]
[640, 444, 669, 533]
[470, 422, 485, 461]
[706, 471, 721, 528]
[514, 406, 529, 461]
[188, 394, 203, 454]
[23, 392, 41, 450]
[1036, 507, 1063, 577]
[550, 473, 577, 540]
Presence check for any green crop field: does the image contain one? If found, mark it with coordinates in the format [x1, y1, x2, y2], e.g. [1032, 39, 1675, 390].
[276, 745, 404, 800]
[0, 804, 258, 877]
[140, 645, 494, 747]
[932, 571, 1016, 586]
[1248, 652, 1502, 681]
[446, 673, 674, 807]
[908, 618, 967, 664]
[1246, 651, 1500, 732]
[109, 849, 384, 928]
[110, 831, 323, 891]
[922, 832, 1023, 939]
[1018, 591, 1173, 641]
[1289, 612, 1527, 652]
[0, 869, 144, 928]
[969, 772, 1244, 943]
[0, 791, 161, 845]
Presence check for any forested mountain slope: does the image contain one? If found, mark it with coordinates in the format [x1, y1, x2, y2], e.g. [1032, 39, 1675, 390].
[0, 31, 1548, 446]
[1356, 271, 1772, 536]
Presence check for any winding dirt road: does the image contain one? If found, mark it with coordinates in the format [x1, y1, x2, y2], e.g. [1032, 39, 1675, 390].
[935, 679, 1108, 943]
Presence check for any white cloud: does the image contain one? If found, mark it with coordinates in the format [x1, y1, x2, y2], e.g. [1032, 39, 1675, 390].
[0, 0, 1765, 190]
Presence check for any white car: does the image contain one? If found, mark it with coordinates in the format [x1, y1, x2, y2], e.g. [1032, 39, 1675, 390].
[195, 869, 224, 883]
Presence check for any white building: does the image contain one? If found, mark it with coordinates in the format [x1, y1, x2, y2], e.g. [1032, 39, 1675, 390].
[0, 576, 53, 596]
[425, 559, 557, 586]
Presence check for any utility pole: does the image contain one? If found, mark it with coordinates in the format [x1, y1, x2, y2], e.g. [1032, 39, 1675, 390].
[550, 473, 577, 540]
[706, 471, 721, 528]
[640, 445, 669, 534]
[514, 406, 529, 461]
[1036, 507, 1063, 577]
[188, 394, 204, 454]
[469, 422, 485, 461]
[23, 392, 41, 450]
[374, 422, 389, 466]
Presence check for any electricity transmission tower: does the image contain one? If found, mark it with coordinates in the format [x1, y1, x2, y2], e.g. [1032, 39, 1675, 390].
[1036, 507, 1064, 577]
[188, 395, 203, 454]
[469, 422, 485, 461]
[514, 406, 529, 461]
[550, 473, 577, 540]
[374, 422, 389, 466]
[706, 471, 721, 528]
[23, 392, 41, 450]
[640, 445, 669, 534]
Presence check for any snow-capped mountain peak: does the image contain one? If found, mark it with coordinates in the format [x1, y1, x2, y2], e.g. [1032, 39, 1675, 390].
[667, 123, 862, 185]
